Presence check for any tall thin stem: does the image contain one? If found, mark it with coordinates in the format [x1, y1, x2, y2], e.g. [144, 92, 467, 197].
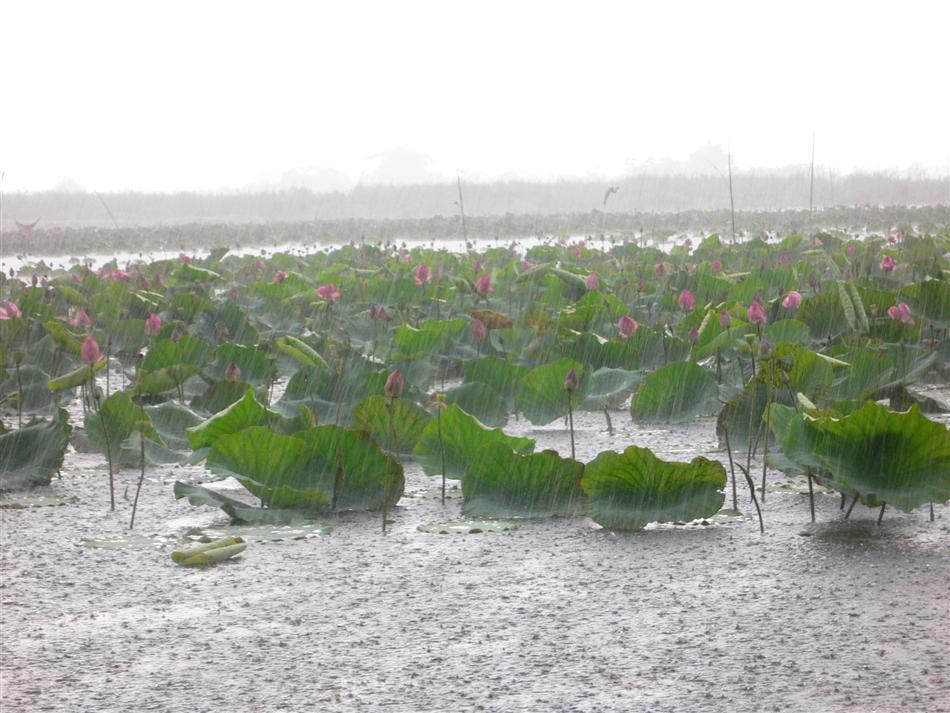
[567, 393, 575, 460]
[437, 405, 447, 505]
[130, 405, 147, 529]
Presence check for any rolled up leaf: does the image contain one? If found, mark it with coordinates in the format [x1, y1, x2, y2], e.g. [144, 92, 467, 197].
[171, 536, 245, 563]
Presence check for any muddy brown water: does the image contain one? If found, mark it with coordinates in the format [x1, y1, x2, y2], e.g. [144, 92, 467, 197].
[1, 406, 948, 713]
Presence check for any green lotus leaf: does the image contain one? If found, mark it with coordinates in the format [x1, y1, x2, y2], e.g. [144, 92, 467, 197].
[465, 357, 529, 405]
[0, 409, 72, 489]
[352, 395, 432, 454]
[145, 401, 203, 451]
[902, 279, 950, 326]
[412, 404, 534, 479]
[581, 368, 644, 411]
[140, 336, 213, 373]
[763, 319, 811, 346]
[442, 381, 508, 427]
[582, 446, 727, 531]
[274, 335, 329, 369]
[133, 364, 201, 395]
[767, 401, 950, 511]
[205, 342, 273, 386]
[187, 389, 280, 450]
[516, 358, 587, 425]
[798, 291, 850, 339]
[42, 320, 83, 356]
[176, 263, 221, 282]
[192, 379, 259, 414]
[631, 362, 720, 423]
[106, 319, 148, 355]
[832, 345, 936, 401]
[393, 318, 467, 358]
[0, 365, 58, 416]
[462, 442, 583, 518]
[173, 481, 312, 525]
[85, 391, 162, 459]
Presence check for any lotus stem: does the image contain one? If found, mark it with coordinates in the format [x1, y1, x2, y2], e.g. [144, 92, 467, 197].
[93, 389, 116, 511]
[383, 398, 396, 534]
[806, 471, 816, 523]
[437, 404, 447, 505]
[931, 502, 935, 522]
[760, 360, 773, 503]
[840, 492, 846, 510]
[15, 360, 22, 428]
[603, 407, 613, 436]
[877, 503, 886, 525]
[129, 405, 147, 529]
[332, 446, 344, 511]
[567, 393, 576, 460]
[737, 463, 764, 534]
[844, 494, 859, 519]
[723, 424, 739, 512]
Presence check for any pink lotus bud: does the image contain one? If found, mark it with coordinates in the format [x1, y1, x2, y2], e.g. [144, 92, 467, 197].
[111, 269, 131, 282]
[4, 301, 22, 319]
[81, 336, 102, 364]
[255, 259, 266, 271]
[758, 338, 773, 359]
[678, 289, 696, 311]
[70, 308, 92, 328]
[880, 255, 896, 272]
[472, 260, 482, 273]
[888, 303, 915, 325]
[471, 318, 486, 342]
[71, 273, 82, 284]
[153, 273, 165, 289]
[385, 369, 404, 398]
[655, 263, 666, 276]
[474, 273, 493, 296]
[781, 291, 802, 310]
[521, 259, 535, 271]
[316, 283, 341, 302]
[145, 312, 162, 336]
[414, 263, 431, 285]
[688, 327, 699, 344]
[179, 253, 192, 264]
[711, 259, 722, 274]
[847, 242, 857, 256]
[779, 255, 789, 266]
[684, 238, 693, 249]
[228, 286, 240, 301]
[747, 299, 767, 325]
[719, 309, 732, 328]
[563, 368, 579, 392]
[272, 270, 288, 283]
[886, 234, 897, 244]
[224, 361, 242, 381]
[585, 272, 600, 290]
[618, 315, 639, 338]
[814, 237, 823, 247]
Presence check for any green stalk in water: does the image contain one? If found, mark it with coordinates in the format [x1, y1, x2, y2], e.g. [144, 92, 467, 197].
[129, 404, 148, 529]
[564, 368, 578, 460]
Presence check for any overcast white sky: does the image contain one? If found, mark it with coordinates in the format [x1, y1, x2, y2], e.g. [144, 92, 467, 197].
[2, 0, 948, 192]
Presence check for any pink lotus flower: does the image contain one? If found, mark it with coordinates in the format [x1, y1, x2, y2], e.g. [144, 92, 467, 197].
[719, 310, 732, 328]
[470, 318, 486, 342]
[71, 273, 82, 284]
[781, 291, 802, 310]
[474, 273, 493, 296]
[563, 368, 579, 392]
[414, 264, 431, 285]
[618, 315, 639, 338]
[225, 361, 242, 381]
[521, 260, 535, 271]
[779, 255, 789, 266]
[0, 301, 21, 320]
[887, 303, 914, 325]
[847, 243, 857, 256]
[880, 255, 896, 272]
[111, 268, 131, 282]
[81, 336, 102, 364]
[711, 259, 722, 274]
[272, 270, 288, 283]
[145, 313, 162, 336]
[384, 369, 404, 398]
[316, 283, 341, 302]
[369, 304, 390, 321]
[655, 263, 666, 276]
[747, 299, 767, 326]
[70, 308, 92, 328]
[886, 234, 897, 244]
[179, 253, 192, 264]
[684, 238, 693, 249]
[814, 237, 823, 247]
[585, 273, 600, 290]
[678, 289, 696, 311]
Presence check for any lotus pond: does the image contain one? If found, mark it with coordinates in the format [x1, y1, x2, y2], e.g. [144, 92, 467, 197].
[1, 225, 948, 712]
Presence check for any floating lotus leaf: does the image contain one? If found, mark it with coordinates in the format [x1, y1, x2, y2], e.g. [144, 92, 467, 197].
[352, 395, 432, 454]
[582, 446, 727, 531]
[0, 409, 72, 489]
[516, 358, 587, 425]
[767, 401, 950, 511]
[412, 404, 534, 479]
[631, 361, 720, 423]
[462, 442, 584, 518]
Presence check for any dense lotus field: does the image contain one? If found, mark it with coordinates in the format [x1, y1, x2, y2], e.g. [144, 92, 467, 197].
[1, 228, 949, 536]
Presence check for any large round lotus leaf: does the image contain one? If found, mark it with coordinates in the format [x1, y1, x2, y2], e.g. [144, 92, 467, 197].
[443, 381, 507, 427]
[85, 391, 162, 457]
[831, 346, 935, 402]
[462, 442, 583, 518]
[767, 401, 950, 511]
[582, 446, 727, 531]
[206, 426, 329, 509]
[581, 367, 644, 411]
[902, 279, 950, 326]
[465, 357, 529, 404]
[143, 401, 203, 451]
[412, 404, 534, 479]
[141, 336, 213, 373]
[0, 409, 72, 490]
[798, 291, 850, 340]
[515, 358, 586, 425]
[188, 389, 279, 449]
[352, 395, 432, 454]
[763, 319, 811, 346]
[204, 342, 273, 386]
[393, 319, 467, 358]
[630, 361, 719, 423]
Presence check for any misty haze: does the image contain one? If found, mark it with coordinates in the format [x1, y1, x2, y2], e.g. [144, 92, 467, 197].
[1, 3, 949, 713]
